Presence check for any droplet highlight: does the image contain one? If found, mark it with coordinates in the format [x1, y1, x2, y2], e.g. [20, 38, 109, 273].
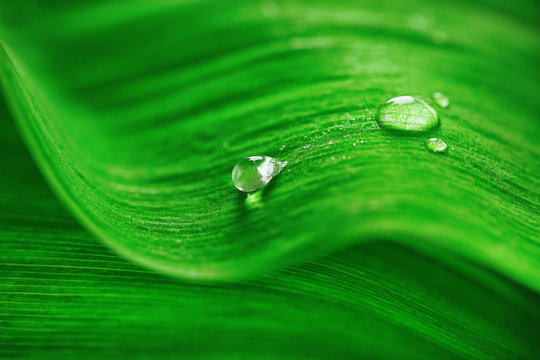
[424, 138, 448, 153]
[232, 156, 287, 192]
[432, 92, 450, 108]
[376, 95, 439, 131]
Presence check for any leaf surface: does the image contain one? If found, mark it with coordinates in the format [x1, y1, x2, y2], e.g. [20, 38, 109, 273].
[0, 0, 539, 357]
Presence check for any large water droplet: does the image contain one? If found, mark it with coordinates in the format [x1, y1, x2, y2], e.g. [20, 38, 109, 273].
[432, 92, 450, 108]
[232, 156, 287, 192]
[424, 138, 448, 153]
[376, 95, 440, 131]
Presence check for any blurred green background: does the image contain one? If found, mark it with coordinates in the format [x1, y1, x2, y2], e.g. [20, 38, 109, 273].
[0, 0, 539, 358]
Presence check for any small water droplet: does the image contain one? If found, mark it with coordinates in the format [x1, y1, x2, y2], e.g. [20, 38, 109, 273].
[432, 92, 450, 108]
[232, 156, 287, 192]
[425, 138, 448, 153]
[360, 140, 364, 144]
[353, 142, 357, 147]
[328, 139, 334, 145]
[280, 144, 286, 150]
[331, 156, 335, 160]
[376, 95, 439, 131]
[303, 144, 311, 148]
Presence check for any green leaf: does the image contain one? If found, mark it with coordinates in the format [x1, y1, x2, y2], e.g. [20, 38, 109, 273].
[0, 0, 539, 358]
[1, 112, 540, 358]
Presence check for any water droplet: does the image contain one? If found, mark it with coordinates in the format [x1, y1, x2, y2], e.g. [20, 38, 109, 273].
[376, 95, 439, 131]
[331, 156, 335, 160]
[360, 140, 364, 144]
[303, 144, 311, 148]
[232, 156, 287, 192]
[424, 138, 448, 153]
[432, 92, 450, 108]
[353, 142, 357, 147]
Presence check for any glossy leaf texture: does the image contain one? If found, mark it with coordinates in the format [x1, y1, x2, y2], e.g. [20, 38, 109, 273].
[1, 110, 540, 358]
[0, 0, 539, 358]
